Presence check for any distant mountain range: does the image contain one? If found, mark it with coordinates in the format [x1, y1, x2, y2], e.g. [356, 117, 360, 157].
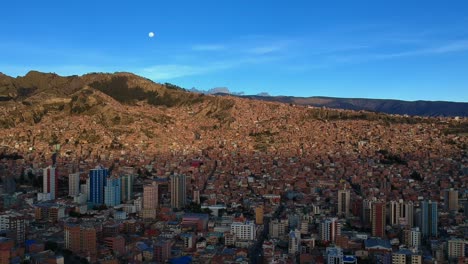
[222, 94, 468, 117]
[1, 71, 466, 117]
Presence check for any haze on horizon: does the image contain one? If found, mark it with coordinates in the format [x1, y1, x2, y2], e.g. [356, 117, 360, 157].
[0, 0, 467, 102]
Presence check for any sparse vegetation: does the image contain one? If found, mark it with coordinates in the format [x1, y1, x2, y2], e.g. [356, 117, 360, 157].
[89, 76, 206, 108]
[164, 82, 186, 91]
[250, 130, 278, 151]
[89, 76, 158, 105]
[377, 149, 408, 165]
[442, 122, 468, 135]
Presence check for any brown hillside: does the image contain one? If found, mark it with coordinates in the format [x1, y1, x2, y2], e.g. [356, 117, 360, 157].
[0, 71, 466, 162]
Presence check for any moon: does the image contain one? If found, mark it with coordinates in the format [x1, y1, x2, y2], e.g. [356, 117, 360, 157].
[148, 32, 155, 38]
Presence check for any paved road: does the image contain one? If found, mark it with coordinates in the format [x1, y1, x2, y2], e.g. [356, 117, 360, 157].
[202, 160, 218, 193]
[249, 203, 285, 264]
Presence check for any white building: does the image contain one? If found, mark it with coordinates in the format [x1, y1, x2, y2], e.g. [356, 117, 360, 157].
[288, 229, 301, 254]
[114, 210, 127, 220]
[390, 199, 414, 227]
[85, 179, 90, 201]
[43, 166, 56, 200]
[122, 204, 137, 214]
[300, 220, 309, 234]
[326, 247, 343, 264]
[0, 212, 26, 244]
[447, 239, 467, 259]
[73, 193, 87, 205]
[312, 204, 321, 215]
[409, 227, 421, 248]
[320, 217, 341, 243]
[392, 251, 422, 264]
[231, 221, 256, 241]
[134, 197, 142, 212]
[37, 192, 52, 202]
[270, 218, 288, 238]
[68, 173, 80, 197]
[80, 183, 88, 199]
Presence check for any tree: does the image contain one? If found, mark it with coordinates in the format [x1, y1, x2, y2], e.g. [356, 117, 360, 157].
[27, 171, 35, 182]
[202, 208, 213, 215]
[185, 202, 203, 213]
[50, 133, 59, 146]
[69, 211, 82, 218]
[19, 173, 26, 185]
[410, 171, 423, 181]
[45, 241, 58, 252]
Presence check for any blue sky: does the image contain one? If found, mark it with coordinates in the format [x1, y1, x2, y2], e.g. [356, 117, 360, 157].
[1, 1, 467, 102]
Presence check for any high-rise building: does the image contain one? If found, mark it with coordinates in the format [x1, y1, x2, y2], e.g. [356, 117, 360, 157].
[400, 201, 414, 228]
[390, 200, 414, 227]
[255, 205, 264, 225]
[300, 219, 309, 235]
[420, 200, 438, 238]
[81, 183, 88, 199]
[104, 236, 126, 256]
[64, 223, 97, 262]
[288, 229, 301, 254]
[389, 200, 400, 226]
[143, 182, 159, 209]
[392, 252, 406, 264]
[154, 240, 171, 263]
[338, 189, 351, 218]
[269, 218, 288, 239]
[142, 182, 158, 219]
[68, 173, 80, 197]
[320, 217, 341, 243]
[193, 189, 200, 204]
[444, 189, 458, 211]
[64, 223, 80, 252]
[372, 202, 386, 238]
[362, 198, 377, 227]
[104, 177, 121, 207]
[43, 166, 58, 200]
[89, 166, 109, 205]
[0, 212, 26, 244]
[231, 221, 256, 241]
[410, 227, 421, 249]
[447, 239, 466, 260]
[170, 174, 186, 209]
[403, 227, 421, 249]
[120, 174, 134, 202]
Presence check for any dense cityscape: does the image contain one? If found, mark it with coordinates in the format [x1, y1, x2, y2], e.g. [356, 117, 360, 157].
[0, 107, 467, 264]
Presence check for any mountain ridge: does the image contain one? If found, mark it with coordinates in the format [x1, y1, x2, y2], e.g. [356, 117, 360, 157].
[2, 71, 467, 117]
[0, 70, 466, 162]
[225, 94, 468, 117]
